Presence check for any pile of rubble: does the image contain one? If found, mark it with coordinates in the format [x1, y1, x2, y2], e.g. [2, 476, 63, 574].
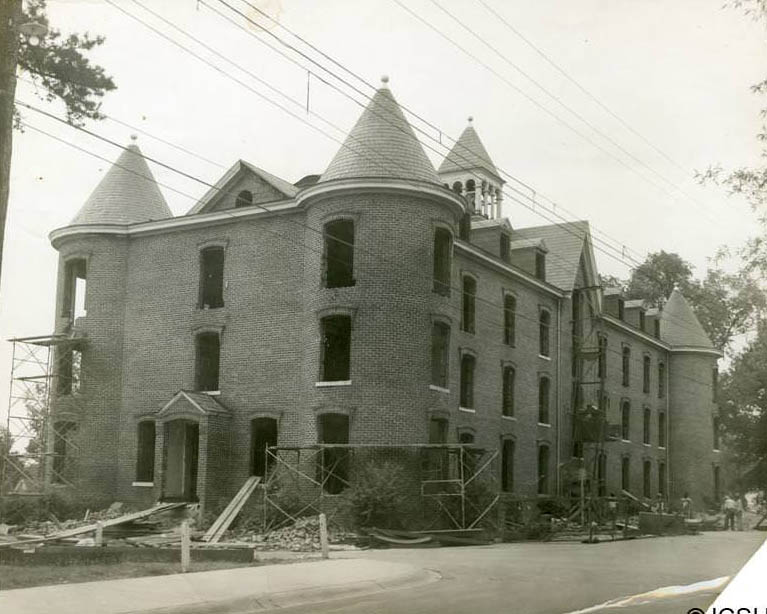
[235, 517, 360, 552]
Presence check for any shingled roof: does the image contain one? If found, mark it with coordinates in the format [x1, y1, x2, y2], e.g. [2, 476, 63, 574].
[512, 221, 591, 291]
[320, 81, 441, 185]
[659, 288, 715, 349]
[70, 142, 172, 225]
[437, 120, 500, 179]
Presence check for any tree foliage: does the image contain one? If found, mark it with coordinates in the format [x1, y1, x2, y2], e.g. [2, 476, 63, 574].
[621, 250, 765, 351]
[17, 0, 116, 126]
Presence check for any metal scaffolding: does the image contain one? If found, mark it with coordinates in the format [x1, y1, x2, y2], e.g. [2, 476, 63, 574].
[261, 443, 500, 532]
[1, 334, 87, 497]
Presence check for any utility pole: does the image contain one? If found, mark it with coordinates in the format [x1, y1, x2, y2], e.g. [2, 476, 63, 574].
[0, 0, 23, 289]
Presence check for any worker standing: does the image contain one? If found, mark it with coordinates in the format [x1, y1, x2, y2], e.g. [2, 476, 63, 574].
[680, 492, 693, 519]
[722, 494, 737, 530]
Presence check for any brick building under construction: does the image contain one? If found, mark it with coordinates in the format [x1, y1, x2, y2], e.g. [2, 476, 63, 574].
[9, 80, 723, 516]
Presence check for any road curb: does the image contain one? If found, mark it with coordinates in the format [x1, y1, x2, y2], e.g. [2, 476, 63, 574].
[130, 567, 440, 614]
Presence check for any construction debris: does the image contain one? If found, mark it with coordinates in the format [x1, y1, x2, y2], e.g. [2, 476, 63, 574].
[202, 476, 260, 544]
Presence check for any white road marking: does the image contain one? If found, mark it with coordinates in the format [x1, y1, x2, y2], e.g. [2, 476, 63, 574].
[562, 576, 730, 614]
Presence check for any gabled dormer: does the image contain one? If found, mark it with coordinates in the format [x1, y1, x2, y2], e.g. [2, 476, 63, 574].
[188, 160, 299, 215]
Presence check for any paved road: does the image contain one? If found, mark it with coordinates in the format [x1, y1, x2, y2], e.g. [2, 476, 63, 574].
[275, 532, 764, 614]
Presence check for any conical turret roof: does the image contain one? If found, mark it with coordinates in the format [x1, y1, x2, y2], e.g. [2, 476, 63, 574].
[438, 119, 500, 179]
[320, 80, 441, 185]
[70, 141, 172, 225]
[659, 288, 715, 348]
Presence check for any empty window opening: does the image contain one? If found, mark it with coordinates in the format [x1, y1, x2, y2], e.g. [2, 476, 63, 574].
[52, 421, 77, 484]
[538, 376, 550, 424]
[501, 439, 514, 492]
[502, 366, 515, 417]
[658, 411, 666, 447]
[61, 258, 87, 320]
[539, 309, 551, 357]
[598, 335, 607, 379]
[324, 219, 355, 288]
[658, 462, 666, 496]
[597, 452, 607, 496]
[618, 298, 625, 321]
[643, 408, 651, 445]
[503, 295, 516, 346]
[643, 460, 652, 498]
[460, 354, 475, 409]
[461, 276, 476, 333]
[318, 414, 349, 494]
[320, 315, 351, 382]
[573, 440, 583, 459]
[535, 251, 546, 281]
[428, 418, 448, 444]
[621, 401, 631, 440]
[451, 181, 463, 194]
[621, 457, 630, 492]
[195, 332, 221, 392]
[537, 445, 550, 494]
[235, 189, 253, 208]
[643, 356, 651, 394]
[250, 418, 278, 477]
[430, 322, 450, 389]
[459, 212, 471, 241]
[433, 228, 452, 296]
[163, 420, 199, 501]
[622, 347, 630, 387]
[654, 319, 661, 338]
[199, 247, 225, 309]
[500, 234, 510, 263]
[639, 310, 646, 331]
[57, 348, 82, 396]
[459, 432, 474, 444]
[713, 416, 720, 450]
[135, 421, 156, 482]
[658, 362, 666, 398]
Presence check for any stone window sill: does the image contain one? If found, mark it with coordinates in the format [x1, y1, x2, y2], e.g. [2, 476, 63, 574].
[429, 385, 450, 394]
[316, 380, 352, 387]
[203, 390, 221, 396]
[537, 422, 551, 427]
[132, 482, 154, 487]
[458, 407, 476, 414]
[502, 415, 516, 421]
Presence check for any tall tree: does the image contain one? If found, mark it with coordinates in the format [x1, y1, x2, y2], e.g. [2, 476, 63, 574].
[0, 0, 115, 291]
[624, 251, 696, 304]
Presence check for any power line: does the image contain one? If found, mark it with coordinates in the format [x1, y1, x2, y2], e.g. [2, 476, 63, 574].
[224, 0, 647, 264]
[477, 0, 690, 176]
[392, 0, 723, 229]
[105, 0, 642, 275]
[20, 107, 718, 382]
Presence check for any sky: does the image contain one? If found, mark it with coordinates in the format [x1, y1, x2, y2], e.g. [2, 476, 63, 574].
[1, 0, 765, 424]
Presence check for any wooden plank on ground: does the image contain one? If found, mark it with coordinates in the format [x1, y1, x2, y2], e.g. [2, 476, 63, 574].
[0, 502, 187, 549]
[202, 476, 261, 544]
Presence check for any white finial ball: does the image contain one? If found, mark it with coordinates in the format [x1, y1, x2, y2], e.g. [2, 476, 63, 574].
[468, 116, 474, 123]
[130, 134, 138, 142]
[381, 75, 390, 84]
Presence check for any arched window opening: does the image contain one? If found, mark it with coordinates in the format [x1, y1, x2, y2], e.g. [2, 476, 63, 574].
[235, 189, 253, 208]
[460, 354, 476, 409]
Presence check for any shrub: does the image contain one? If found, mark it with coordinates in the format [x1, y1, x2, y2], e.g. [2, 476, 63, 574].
[341, 460, 411, 529]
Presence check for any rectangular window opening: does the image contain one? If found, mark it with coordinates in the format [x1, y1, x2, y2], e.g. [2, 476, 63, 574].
[135, 421, 156, 483]
[539, 310, 551, 357]
[658, 411, 666, 447]
[52, 421, 77, 484]
[320, 315, 351, 382]
[61, 258, 87, 320]
[318, 414, 349, 494]
[199, 247, 225, 309]
[57, 348, 82, 396]
[537, 445, 550, 494]
[461, 276, 476, 333]
[500, 234, 510, 263]
[538, 377, 550, 424]
[643, 356, 651, 394]
[251, 418, 278, 477]
[460, 354, 475, 409]
[501, 439, 514, 492]
[324, 219, 355, 288]
[502, 366, 515, 417]
[430, 322, 450, 389]
[503, 295, 516, 346]
[195, 332, 221, 392]
[535, 251, 546, 281]
[433, 229, 452, 296]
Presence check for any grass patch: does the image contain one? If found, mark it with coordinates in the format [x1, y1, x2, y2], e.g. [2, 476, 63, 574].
[0, 560, 256, 591]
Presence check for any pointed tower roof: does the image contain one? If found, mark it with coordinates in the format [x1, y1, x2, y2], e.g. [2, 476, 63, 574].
[438, 118, 500, 179]
[320, 77, 441, 185]
[659, 288, 715, 348]
[70, 139, 172, 225]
